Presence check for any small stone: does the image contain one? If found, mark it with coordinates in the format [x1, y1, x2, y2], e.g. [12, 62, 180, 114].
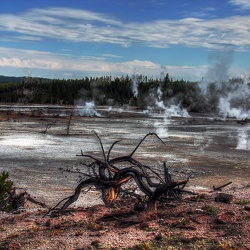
[155, 233, 163, 240]
[134, 202, 145, 212]
[24, 218, 33, 222]
[158, 218, 164, 223]
[139, 222, 149, 230]
[98, 230, 106, 236]
[215, 211, 235, 224]
[45, 219, 51, 227]
[244, 205, 250, 211]
[215, 193, 234, 204]
[91, 240, 101, 247]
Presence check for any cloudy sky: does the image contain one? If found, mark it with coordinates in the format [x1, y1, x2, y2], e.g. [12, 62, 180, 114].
[0, 0, 250, 81]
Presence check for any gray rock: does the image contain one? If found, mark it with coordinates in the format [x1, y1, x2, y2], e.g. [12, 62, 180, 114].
[214, 193, 234, 204]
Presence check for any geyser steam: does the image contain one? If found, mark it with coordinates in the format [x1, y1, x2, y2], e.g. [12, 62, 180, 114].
[153, 86, 190, 137]
[75, 101, 101, 117]
[236, 127, 250, 150]
[200, 49, 249, 119]
[218, 80, 250, 119]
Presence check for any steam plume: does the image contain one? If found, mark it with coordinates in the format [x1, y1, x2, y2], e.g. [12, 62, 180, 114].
[218, 80, 250, 119]
[236, 127, 250, 150]
[75, 101, 101, 117]
[153, 86, 190, 137]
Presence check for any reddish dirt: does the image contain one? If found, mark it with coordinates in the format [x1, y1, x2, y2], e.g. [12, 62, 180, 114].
[0, 191, 250, 250]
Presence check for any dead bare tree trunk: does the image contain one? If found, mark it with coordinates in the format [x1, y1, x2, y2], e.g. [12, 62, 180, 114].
[66, 109, 73, 135]
[44, 133, 189, 217]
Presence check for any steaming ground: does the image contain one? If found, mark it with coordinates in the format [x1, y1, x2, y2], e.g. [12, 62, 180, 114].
[0, 105, 249, 207]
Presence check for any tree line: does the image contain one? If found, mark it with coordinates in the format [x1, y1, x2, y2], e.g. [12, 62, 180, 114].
[0, 74, 248, 113]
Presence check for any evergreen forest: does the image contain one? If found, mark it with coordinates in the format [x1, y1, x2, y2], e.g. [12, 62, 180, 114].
[0, 74, 249, 114]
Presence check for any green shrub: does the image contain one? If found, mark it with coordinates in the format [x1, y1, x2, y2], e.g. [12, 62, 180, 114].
[0, 171, 14, 211]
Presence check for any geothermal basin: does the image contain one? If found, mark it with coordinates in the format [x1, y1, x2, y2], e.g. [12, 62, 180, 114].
[0, 105, 249, 207]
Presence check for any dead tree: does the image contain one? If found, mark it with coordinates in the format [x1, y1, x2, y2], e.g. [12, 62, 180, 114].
[44, 132, 189, 217]
[66, 109, 73, 135]
[41, 124, 53, 134]
[213, 182, 232, 191]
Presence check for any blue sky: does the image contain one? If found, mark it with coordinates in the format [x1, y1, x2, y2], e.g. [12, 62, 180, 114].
[0, 0, 250, 81]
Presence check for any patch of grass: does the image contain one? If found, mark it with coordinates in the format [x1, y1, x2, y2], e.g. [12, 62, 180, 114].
[217, 238, 242, 250]
[178, 217, 189, 226]
[188, 239, 223, 250]
[191, 194, 211, 202]
[166, 235, 184, 248]
[86, 222, 103, 231]
[75, 221, 85, 227]
[202, 205, 218, 216]
[74, 229, 83, 236]
[235, 199, 249, 205]
[129, 241, 154, 250]
[90, 240, 108, 250]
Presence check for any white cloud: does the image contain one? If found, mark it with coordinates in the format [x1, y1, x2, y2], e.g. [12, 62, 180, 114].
[101, 54, 123, 59]
[0, 47, 209, 80]
[229, 0, 250, 9]
[0, 8, 250, 49]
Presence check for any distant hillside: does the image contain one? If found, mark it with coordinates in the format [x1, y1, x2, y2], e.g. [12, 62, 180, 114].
[0, 75, 26, 84]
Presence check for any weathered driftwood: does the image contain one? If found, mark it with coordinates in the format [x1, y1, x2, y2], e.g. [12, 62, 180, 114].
[44, 132, 189, 217]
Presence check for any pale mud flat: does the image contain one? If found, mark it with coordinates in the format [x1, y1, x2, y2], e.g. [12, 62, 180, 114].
[0, 105, 249, 207]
